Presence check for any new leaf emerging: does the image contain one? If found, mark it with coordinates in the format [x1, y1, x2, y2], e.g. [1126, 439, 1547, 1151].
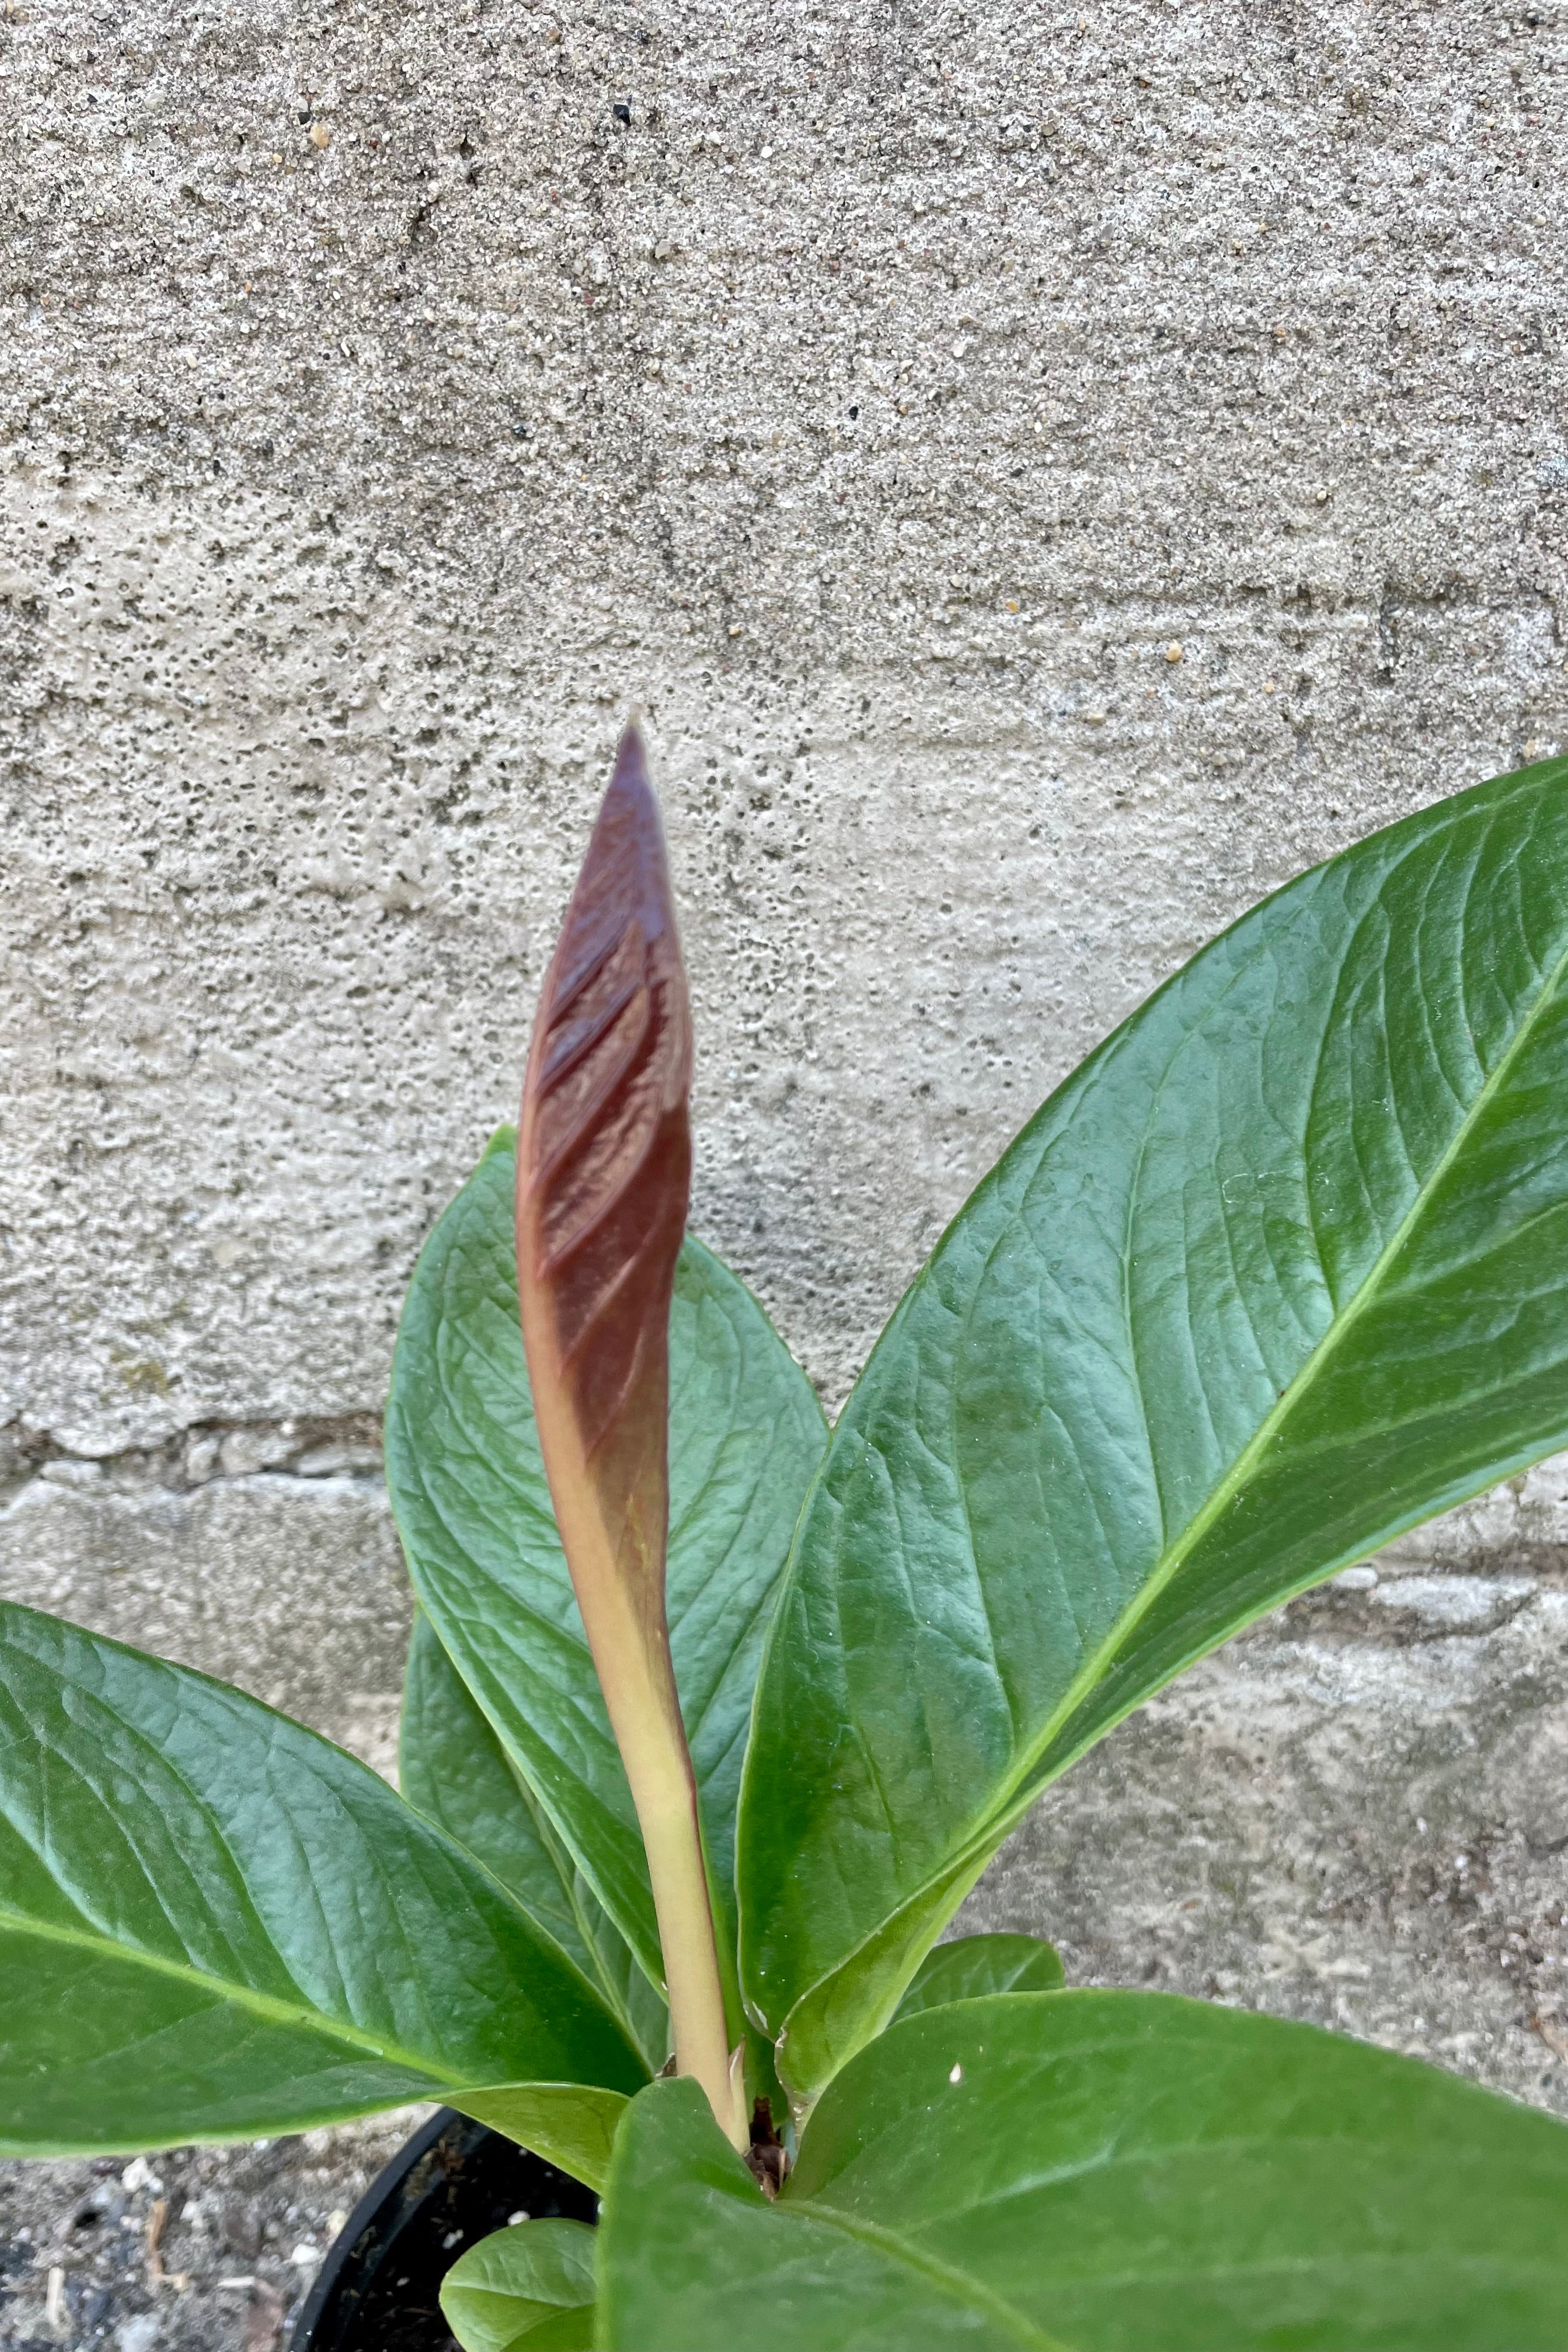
[517, 724, 743, 2148]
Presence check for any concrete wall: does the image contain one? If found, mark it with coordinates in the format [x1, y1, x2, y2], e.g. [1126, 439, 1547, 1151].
[5, 0, 1568, 2144]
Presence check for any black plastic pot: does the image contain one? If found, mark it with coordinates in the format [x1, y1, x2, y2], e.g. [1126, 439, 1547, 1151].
[290, 2109, 598, 2352]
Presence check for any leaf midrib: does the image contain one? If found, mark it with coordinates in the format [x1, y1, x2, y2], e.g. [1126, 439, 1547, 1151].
[0, 1905, 457, 2084]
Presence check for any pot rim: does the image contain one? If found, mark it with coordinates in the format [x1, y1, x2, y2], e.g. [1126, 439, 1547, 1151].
[289, 2106, 458, 2352]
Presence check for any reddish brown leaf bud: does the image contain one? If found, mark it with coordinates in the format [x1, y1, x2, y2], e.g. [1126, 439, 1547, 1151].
[517, 722, 743, 2147]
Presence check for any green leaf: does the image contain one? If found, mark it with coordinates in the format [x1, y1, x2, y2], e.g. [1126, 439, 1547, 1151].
[738, 758, 1568, 2102]
[386, 1130, 825, 1987]
[600, 1992, 1568, 2352]
[441, 2218, 597, 2351]
[599, 2075, 1053, 2352]
[458, 2083, 626, 2197]
[400, 1611, 668, 2074]
[892, 1933, 1063, 2020]
[400, 1607, 576, 1948]
[0, 1602, 644, 2156]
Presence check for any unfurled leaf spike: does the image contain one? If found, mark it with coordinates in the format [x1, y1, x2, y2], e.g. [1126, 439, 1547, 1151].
[517, 721, 745, 2150]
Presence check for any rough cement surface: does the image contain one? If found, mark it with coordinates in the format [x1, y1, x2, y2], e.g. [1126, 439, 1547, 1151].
[4, 0, 1568, 2336]
[6, 0, 1568, 1442]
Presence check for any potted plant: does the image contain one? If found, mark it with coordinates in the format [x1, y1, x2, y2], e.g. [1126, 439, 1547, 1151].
[4, 725, 1568, 2351]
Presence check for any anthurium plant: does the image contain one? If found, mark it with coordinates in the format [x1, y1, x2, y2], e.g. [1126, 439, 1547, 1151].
[4, 729, 1568, 2352]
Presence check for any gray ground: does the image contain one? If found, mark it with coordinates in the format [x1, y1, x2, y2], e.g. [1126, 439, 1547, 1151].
[5, 0, 1568, 2340]
[0, 2115, 424, 2352]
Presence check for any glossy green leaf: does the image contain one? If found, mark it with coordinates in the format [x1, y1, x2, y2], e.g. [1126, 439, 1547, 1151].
[400, 1607, 578, 1952]
[386, 1129, 825, 1987]
[400, 1611, 668, 2074]
[892, 1933, 1062, 2021]
[600, 1991, 1568, 2351]
[738, 758, 1568, 2102]
[0, 1602, 644, 2156]
[600, 2075, 1046, 2352]
[441, 2218, 597, 2351]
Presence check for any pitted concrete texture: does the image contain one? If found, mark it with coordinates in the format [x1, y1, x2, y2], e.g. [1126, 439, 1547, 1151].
[4, 0, 1568, 2260]
[6, 0, 1568, 1445]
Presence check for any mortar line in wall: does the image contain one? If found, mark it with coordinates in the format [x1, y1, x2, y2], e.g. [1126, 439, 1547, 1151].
[0, 1412, 386, 1511]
